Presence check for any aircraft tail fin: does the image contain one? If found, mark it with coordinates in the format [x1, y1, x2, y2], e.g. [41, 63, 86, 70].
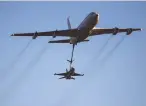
[67, 16, 71, 29]
[66, 69, 68, 72]
[48, 39, 89, 43]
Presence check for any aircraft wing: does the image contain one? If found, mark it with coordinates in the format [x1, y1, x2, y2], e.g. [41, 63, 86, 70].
[11, 28, 79, 39]
[54, 73, 66, 76]
[72, 73, 84, 76]
[90, 28, 142, 36]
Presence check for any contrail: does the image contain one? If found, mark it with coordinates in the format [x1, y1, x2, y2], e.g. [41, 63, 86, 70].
[3, 39, 33, 78]
[79, 35, 126, 83]
[100, 35, 126, 66]
[25, 44, 50, 71]
[82, 35, 114, 71]
[1, 38, 53, 100]
[8, 39, 32, 69]
[17, 39, 33, 57]
[16, 38, 54, 81]
[95, 35, 114, 60]
[84, 35, 127, 88]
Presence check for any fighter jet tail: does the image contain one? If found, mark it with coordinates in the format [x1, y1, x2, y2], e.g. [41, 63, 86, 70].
[66, 69, 68, 72]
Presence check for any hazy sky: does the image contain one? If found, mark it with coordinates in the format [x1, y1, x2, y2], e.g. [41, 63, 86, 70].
[0, 1, 146, 106]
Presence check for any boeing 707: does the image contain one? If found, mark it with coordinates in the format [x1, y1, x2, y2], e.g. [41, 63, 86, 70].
[11, 12, 142, 45]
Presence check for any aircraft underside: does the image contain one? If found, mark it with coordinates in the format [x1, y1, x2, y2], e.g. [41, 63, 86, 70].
[10, 12, 142, 80]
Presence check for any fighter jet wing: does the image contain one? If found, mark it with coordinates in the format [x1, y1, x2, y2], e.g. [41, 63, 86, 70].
[54, 73, 66, 76]
[72, 73, 84, 76]
[90, 28, 142, 36]
[11, 28, 79, 39]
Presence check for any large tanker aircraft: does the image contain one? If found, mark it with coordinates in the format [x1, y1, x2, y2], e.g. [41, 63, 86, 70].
[11, 12, 142, 45]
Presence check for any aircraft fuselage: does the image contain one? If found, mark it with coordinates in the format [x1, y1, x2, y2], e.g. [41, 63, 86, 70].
[65, 67, 75, 79]
[70, 12, 99, 44]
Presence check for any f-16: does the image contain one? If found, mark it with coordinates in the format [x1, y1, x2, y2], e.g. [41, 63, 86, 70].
[11, 12, 142, 45]
[54, 67, 84, 80]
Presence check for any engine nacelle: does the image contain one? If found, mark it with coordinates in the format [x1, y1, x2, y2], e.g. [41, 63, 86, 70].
[52, 29, 58, 38]
[32, 31, 38, 39]
[126, 28, 133, 35]
[113, 27, 119, 35]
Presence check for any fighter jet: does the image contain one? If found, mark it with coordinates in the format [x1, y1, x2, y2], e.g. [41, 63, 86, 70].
[11, 12, 142, 45]
[54, 67, 84, 80]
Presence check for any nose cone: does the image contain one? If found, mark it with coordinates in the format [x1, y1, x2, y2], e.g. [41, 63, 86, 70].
[94, 12, 99, 17]
[93, 12, 99, 24]
[91, 12, 98, 16]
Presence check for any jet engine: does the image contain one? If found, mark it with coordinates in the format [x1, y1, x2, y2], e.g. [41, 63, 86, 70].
[32, 31, 38, 39]
[126, 28, 133, 35]
[52, 29, 58, 38]
[113, 27, 119, 35]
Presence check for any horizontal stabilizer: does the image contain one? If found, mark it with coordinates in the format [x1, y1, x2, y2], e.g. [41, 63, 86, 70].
[48, 39, 89, 43]
[49, 39, 70, 43]
[59, 77, 65, 79]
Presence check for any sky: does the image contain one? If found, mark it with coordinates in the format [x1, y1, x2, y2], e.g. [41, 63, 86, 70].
[0, 1, 146, 106]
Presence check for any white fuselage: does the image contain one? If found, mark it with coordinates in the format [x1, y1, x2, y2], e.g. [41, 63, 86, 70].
[70, 12, 99, 44]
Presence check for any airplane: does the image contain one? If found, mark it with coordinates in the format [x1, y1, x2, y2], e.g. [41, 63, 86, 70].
[11, 12, 142, 45]
[54, 67, 84, 80]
